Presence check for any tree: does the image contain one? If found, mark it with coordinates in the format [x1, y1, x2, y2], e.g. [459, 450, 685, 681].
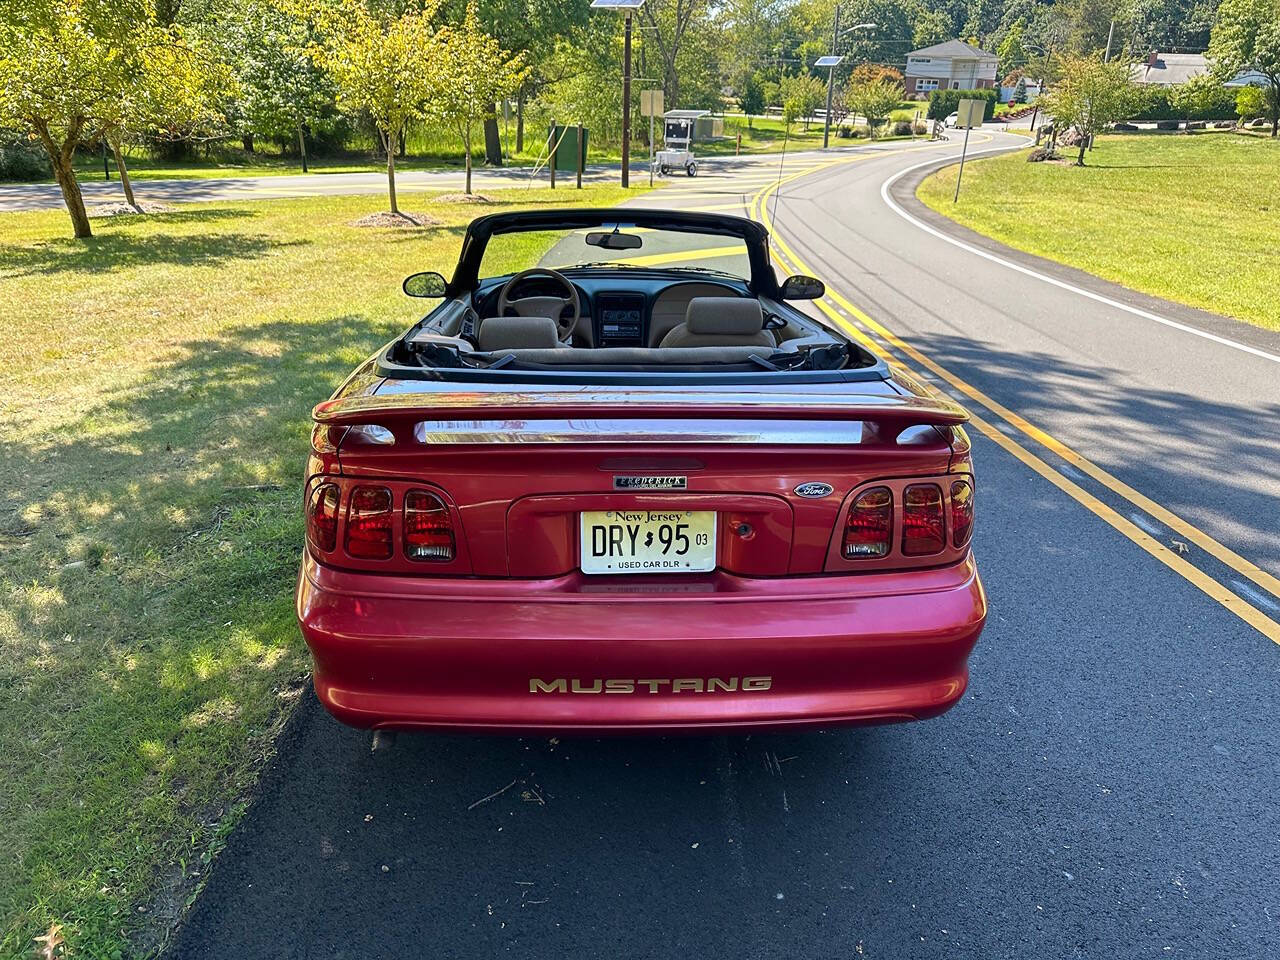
[1013, 75, 1028, 103]
[1168, 74, 1217, 130]
[843, 77, 902, 137]
[315, 0, 444, 215]
[94, 31, 228, 210]
[1235, 83, 1267, 122]
[0, 0, 153, 237]
[1209, 0, 1280, 136]
[435, 1, 528, 194]
[1038, 54, 1136, 164]
[998, 18, 1028, 69]
[739, 74, 766, 125]
[779, 72, 825, 131]
[836, 0, 912, 66]
[640, 0, 711, 109]
[224, 0, 334, 173]
[911, 8, 952, 50]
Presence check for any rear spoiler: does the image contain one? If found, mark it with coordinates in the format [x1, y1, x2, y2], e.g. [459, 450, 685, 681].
[313, 390, 967, 445]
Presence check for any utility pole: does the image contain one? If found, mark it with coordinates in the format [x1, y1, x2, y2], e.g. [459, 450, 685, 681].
[622, 10, 633, 188]
[591, 0, 645, 189]
[823, 4, 840, 149]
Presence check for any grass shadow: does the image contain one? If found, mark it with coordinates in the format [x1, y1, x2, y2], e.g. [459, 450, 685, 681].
[0, 231, 309, 277]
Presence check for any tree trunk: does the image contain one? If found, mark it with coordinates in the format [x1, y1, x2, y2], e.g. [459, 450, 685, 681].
[50, 148, 92, 238]
[242, 134, 254, 152]
[297, 124, 308, 173]
[110, 141, 139, 211]
[516, 89, 525, 153]
[465, 145, 472, 195]
[386, 128, 399, 214]
[483, 106, 502, 165]
[1076, 138, 1087, 166]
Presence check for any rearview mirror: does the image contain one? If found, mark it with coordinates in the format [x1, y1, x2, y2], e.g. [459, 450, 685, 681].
[585, 230, 643, 251]
[403, 271, 447, 298]
[780, 275, 825, 300]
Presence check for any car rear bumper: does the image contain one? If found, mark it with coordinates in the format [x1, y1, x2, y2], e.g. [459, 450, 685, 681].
[296, 553, 986, 733]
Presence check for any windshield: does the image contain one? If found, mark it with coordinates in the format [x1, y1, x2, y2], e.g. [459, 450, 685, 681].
[480, 225, 752, 280]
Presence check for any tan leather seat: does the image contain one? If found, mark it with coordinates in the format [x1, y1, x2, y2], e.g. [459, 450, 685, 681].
[659, 297, 775, 349]
[477, 316, 566, 351]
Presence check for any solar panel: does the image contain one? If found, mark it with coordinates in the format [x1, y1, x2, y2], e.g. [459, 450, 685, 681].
[590, 0, 645, 8]
[815, 55, 844, 67]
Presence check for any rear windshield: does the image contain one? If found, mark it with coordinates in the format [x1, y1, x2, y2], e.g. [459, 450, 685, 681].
[480, 226, 751, 280]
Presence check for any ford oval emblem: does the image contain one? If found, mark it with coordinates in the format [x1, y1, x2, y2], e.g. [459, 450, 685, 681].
[794, 482, 834, 499]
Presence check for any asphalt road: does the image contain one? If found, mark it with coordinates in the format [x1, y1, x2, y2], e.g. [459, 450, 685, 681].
[167, 132, 1280, 959]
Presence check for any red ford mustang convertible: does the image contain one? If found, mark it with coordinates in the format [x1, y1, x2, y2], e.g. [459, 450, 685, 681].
[296, 209, 986, 733]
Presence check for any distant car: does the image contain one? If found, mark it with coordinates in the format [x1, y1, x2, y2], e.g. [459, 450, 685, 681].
[296, 209, 987, 734]
[944, 112, 960, 128]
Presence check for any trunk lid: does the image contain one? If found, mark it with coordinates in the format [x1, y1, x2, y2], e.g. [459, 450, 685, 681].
[314, 382, 965, 577]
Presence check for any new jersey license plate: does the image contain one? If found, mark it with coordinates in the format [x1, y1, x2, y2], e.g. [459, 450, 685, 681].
[580, 510, 716, 575]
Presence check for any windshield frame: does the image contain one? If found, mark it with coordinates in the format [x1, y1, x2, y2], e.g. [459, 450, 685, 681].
[448, 208, 779, 299]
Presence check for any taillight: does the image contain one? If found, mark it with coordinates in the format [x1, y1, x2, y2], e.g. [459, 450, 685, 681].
[950, 479, 974, 548]
[306, 482, 340, 553]
[345, 486, 393, 559]
[843, 486, 893, 558]
[902, 483, 945, 555]
[404, 490, 454, 561]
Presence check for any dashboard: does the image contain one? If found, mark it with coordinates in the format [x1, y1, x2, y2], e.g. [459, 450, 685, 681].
[474, 273, 750, 348]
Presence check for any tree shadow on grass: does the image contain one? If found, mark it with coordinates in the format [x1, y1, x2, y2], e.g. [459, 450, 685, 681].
[0, 230, 309, 278]
[0, 310, 398, 954]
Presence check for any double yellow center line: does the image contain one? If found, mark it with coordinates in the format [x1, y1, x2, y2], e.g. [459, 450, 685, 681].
[746, 143, 1280, 645]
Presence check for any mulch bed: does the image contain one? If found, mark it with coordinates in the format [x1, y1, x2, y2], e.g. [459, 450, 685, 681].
[89, 201, 176, 216]
[350, 211, 441, 228]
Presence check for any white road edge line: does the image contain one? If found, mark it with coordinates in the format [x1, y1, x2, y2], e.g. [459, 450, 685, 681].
[879, 149, 1280, 366]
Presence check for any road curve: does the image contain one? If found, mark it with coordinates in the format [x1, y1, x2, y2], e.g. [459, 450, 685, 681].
[166, 134, 1280, 960]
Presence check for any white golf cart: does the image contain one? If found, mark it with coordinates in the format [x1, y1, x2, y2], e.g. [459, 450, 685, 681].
[655, 109, 709, 177]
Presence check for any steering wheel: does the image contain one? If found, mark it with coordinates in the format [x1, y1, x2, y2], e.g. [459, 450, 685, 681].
[496, 267, 581, 342]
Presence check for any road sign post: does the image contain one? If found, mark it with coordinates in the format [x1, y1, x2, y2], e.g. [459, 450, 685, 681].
[640, 89, 664, 187]
[952, 97, 984, 203]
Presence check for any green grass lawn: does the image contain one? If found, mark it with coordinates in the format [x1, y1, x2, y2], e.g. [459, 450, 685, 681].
[917, 132, 1280, 331]
[44, 114, 870, 185]
[0, 182, 641, 958]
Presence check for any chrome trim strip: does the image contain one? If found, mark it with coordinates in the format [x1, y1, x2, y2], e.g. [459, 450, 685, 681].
[414, 419, 863, 445]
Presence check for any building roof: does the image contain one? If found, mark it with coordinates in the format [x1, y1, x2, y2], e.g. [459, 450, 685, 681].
[907, 40, 997, 60]
[1131, 52, 1208, 86]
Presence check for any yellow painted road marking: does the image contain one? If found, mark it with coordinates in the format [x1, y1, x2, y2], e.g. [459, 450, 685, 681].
[611, 244, 746, 267]
[748, 160, 1280, 646]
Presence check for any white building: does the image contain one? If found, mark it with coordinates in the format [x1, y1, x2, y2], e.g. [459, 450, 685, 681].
[904, 40, 999, 99]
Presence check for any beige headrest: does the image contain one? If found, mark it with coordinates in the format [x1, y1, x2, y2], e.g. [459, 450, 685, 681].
[477, 316, 562, 351]
[685, 297, 764, 336]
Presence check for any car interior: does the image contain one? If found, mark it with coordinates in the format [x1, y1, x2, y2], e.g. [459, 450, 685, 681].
[397, 267, 870, 373]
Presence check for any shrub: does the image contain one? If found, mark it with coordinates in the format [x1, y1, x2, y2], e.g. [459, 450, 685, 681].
[1127, 84, 1236, 122]
[1236, 85, 1266, 122]
[890, 120, 913, 136]
[0, 128, 52, 180]
[927, 88, 998, 121]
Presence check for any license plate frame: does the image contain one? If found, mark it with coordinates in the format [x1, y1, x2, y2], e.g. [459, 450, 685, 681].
[579, 509, 717, 575]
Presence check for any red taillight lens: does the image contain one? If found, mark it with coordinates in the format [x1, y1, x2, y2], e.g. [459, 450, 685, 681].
[345, 486, 393, 559]
[902, 483, 945, 555]
[843, 486, 893, 559]
[306, 482, 340, 553]
[950, 479, 974, 548]
[404, 490, 454, 561]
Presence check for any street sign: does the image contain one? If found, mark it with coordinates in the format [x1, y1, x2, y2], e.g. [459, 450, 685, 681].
[956, 98, 985, 130]
[640, 89, 664, 117]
